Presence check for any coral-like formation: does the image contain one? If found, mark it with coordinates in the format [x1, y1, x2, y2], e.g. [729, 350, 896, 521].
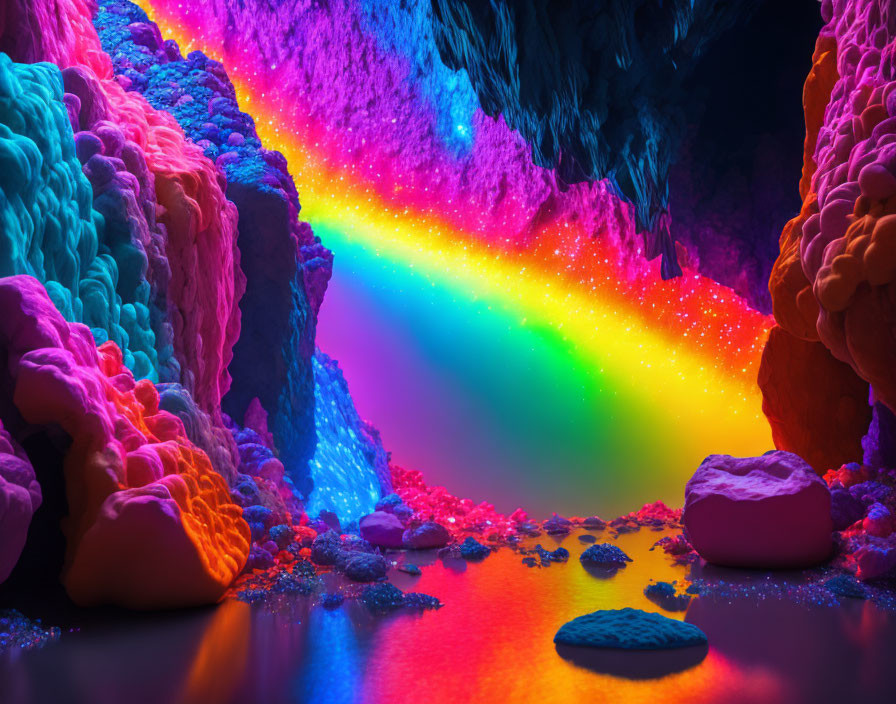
[92, 0, 335, 496]
[2, 4, 244, 412]
[91, 2, 389, 520]
[0, 53, 163, 381]
[554, 608, 707, 650]
[0, 0, 401, 605]
[683, 452, 832, 568]
[0, 275, 249, 607]
[764, 0, 896, 464]
[0, 421, 40, 583]
[824, 461, 896, 579]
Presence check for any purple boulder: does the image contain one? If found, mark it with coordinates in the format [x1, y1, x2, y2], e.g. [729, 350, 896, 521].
[683, 452, 832, 568]
[0, 421, 41, 583]
[359, 511, 405, 549]
[402, 521, 451, 550]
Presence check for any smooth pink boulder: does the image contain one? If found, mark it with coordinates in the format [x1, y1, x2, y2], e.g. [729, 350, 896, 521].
[402, 521, 451, 549]
[359, 511, 405, 549]
[683, 452, 832, 568]
[0, 420, 41, 583]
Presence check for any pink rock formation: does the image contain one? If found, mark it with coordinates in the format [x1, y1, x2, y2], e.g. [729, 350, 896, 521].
[0, 420, 41, 584]
[0, 275, 249, 608]
[683, 452, 833, 568]
[402, 521, 451, 550]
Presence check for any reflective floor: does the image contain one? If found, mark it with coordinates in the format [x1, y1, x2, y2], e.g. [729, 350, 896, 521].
[3, 529, 896, 704]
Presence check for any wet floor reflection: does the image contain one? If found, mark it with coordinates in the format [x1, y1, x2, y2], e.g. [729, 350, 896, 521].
[3, 528, 896, 703]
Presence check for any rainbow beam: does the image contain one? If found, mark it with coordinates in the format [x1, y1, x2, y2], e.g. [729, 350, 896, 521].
[134, 0, 774, 512]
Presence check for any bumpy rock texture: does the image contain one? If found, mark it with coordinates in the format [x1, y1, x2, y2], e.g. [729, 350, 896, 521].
[683, 452, 832, 568]
[554, 608, 707, 650]
[763, 0, 896, 470]
[0, 276, 249, 607]
[0, 0, 398, 603]
[1, 2, 244, 412]
[0, 54, 162, 381]
[93, 0, 334, 497]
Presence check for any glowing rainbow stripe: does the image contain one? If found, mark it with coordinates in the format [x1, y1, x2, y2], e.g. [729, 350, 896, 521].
[135, 0, 775, 490]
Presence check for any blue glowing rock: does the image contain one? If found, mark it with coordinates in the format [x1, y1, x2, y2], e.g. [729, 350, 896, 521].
[403, 592, 442, 610]
[344, 553, 388, 582]
[242, 506, 274, 529]
[580, 544, 633, 567]
[274, 573, 316, 595]
[554, 608, 707, 650]
[582, 516, 607, 530]
[0, 610, 61, 656]
[243, 546, 275, 573]
[534, 545, 570, 565]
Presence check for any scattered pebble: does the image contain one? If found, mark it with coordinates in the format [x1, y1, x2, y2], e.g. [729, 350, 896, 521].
[580, 543, 633, 567]
[0, 610, 61, 655]
[644, 581, 691, 611]
[460, 537, 490, 561]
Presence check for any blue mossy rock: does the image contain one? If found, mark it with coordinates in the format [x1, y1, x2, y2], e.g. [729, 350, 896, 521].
[344, 553, 388, 582]
[459, 537, 490, 560]
[580, 543, 632, 566]
[554, 608, 707, 650]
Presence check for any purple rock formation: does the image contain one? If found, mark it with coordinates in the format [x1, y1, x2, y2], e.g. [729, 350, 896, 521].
[402, 521, 450, 550]
[359, 511, 405, 549]
[0, 421, 42, 583]
[683, 452, 832, 568]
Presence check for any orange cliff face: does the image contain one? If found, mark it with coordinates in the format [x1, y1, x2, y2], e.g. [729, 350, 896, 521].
[0, 276, 249, 608]
[760, 17, 896, 474]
